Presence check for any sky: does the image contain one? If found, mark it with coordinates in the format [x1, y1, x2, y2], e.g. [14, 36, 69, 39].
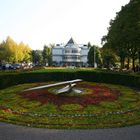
[0, 0, 130, 50]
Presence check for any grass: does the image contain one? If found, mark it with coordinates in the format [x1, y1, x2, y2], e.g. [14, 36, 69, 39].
[0, 67, 94, 74]
[0, 82, 140, 129]
[60, 104, 83, 111]
[0, 67, 140, 78]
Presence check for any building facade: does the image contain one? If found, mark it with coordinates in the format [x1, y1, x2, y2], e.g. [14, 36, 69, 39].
[52, 38, 89, 67]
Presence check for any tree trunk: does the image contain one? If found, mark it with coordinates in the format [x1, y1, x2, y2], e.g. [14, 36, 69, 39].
[120, 57, 125, 70]
[139, 51, 140, 65]
[132, 57, 135, 72]
[127, 57, 130, 70]
[107, 61, 110, 70]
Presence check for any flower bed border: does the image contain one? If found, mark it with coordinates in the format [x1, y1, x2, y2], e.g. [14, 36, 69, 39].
[1, 106, 140, 118]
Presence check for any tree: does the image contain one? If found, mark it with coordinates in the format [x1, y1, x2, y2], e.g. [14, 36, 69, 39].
[42, 45, 52, 66]
[138, 50, 140, 65]
[0, 41, 7, 63]
[19, 42, 31, 62]
[88, 45, 102, 67]
[31, 50, 43, 65]
[4, 36, 18, 63]
[101, 48, 117, 69]
[0, 36, 32, 63]
[102, 0, 140, 70]
[87, 42, 92, 48]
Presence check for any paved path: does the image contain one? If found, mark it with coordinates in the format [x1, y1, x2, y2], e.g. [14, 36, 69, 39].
[0, 122, 140, 140]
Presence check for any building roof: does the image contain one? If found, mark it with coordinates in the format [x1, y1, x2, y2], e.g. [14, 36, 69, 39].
[65, 38, 78, 48]
[66, 37, 75, 44]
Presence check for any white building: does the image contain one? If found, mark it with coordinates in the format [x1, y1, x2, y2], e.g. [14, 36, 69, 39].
[52, 38, 89, 67]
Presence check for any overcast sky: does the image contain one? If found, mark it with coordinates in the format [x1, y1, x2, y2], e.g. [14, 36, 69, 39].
[0, 0, 130, 49]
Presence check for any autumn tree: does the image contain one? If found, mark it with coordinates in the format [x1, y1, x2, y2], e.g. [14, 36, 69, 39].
[0, 36, 31, 63]
[19, 42, 31, 62]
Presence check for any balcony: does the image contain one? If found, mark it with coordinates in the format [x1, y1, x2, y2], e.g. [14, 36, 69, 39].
[63, 58, 81, 62]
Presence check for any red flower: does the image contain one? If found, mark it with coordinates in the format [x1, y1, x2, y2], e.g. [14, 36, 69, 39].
[20, 83, 120, 107]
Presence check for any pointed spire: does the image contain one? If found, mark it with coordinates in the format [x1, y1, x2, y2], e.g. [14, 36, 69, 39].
[66, 37, 76, 45]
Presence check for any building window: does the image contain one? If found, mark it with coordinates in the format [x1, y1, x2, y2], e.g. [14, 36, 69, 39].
[72, 50, 78, 53]
[63, 56, 80, 60]
[65, 50, 71, 53]
[65, 49, 79, 54]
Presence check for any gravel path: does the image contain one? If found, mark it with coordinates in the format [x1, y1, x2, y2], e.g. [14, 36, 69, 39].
[0, 122, 140, 140]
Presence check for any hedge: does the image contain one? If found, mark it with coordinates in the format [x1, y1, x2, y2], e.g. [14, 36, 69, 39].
[0, 70, 139, 89]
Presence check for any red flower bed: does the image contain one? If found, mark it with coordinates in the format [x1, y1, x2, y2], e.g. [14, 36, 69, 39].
[20, 83, 120, 107]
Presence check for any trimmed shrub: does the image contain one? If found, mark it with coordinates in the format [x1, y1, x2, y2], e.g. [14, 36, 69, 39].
[0, 70, 139, 89]
[77, 71, 140, 88]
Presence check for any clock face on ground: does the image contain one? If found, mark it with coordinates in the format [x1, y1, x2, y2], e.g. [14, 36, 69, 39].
[21, 82, 120, 107]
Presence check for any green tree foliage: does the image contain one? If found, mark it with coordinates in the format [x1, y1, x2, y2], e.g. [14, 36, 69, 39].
[87, 42, 92, 48]
[42, 45, 52, 66]
[101, 48, 118, 69]
[88, 45, 102, 67]
[31, 50, 43, 65]
[102, 0, 140, 70]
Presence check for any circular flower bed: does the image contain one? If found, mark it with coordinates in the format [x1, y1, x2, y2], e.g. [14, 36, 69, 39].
[0, 81, 140, 129]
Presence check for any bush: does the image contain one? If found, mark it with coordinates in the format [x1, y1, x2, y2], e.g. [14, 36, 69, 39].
[77, 71, 140, 88]
[0, 70, 139, 89]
